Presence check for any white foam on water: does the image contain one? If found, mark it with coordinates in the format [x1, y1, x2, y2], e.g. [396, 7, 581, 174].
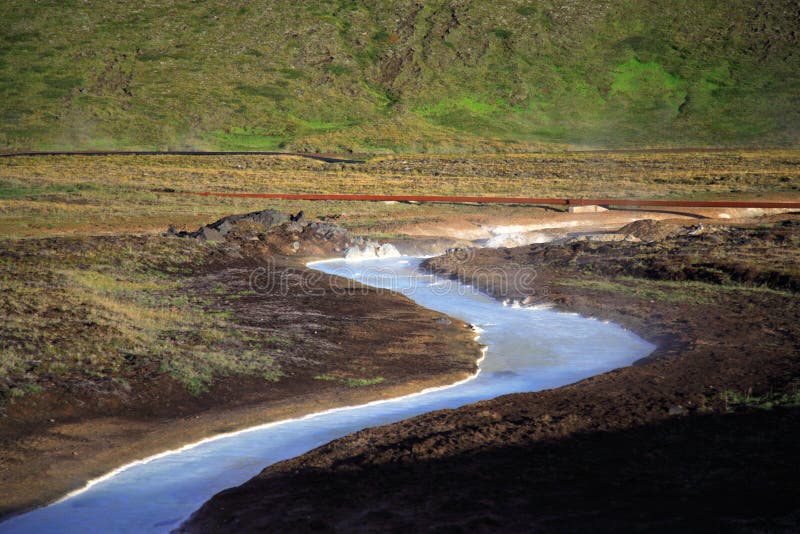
[484, 231, 556, 248]
[344, 242, 402, 261]
[1, 256, 654, 533]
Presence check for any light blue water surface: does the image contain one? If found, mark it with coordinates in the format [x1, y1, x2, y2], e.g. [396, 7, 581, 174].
[1, 257, 654, 533]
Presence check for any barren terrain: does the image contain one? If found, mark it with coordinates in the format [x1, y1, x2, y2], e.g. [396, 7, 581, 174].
[1, 151, 798, 528]
[0, 226, 480, 517]
[182, 216, 800, 532]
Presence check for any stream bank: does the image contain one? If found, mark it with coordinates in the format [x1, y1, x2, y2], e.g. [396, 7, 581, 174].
[2, 256, 653, 532]
[0, 217, 480, 519]
[180, 216, 800, 532]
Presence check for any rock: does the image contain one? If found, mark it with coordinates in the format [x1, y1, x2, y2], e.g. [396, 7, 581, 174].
[176, 209, 356, 256]
[616, 219, 683, 242]
[287, 221, 305, 233]
[567, 233, 639, 243]
[210, 209, 290, 232]
[216, 220, 235, 237]
[164, 226, 191, 238]
[435, 317, 452, 325]
[197, 226, 224, 242]
[307, 222, 347, 240]
[251, 210, 291, 228]
[187, 209, 291, 240]
[668, 405, 686, 416]
[446, 246, 473, 256]
[687, 223, 704, 236]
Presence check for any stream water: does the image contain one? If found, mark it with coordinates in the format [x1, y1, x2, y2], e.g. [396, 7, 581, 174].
[1, 257, 654, 533]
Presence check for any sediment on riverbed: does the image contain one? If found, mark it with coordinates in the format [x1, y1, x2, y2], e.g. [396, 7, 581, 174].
[180, 215, 800, 533]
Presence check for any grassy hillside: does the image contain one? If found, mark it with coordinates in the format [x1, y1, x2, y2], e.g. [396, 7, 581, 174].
[1, 0, 798, 152]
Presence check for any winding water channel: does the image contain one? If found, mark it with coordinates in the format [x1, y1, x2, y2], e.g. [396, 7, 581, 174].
[1, 257, 654, 533]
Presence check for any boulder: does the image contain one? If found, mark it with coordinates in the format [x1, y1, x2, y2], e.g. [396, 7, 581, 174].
[189, 209, 291, 240]
[216, 220, 235, 237]
[197, 226, 224, 242]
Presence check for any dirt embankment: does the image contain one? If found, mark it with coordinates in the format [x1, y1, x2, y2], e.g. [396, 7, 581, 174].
[180, 216, 800, 533]
[0, 215, 482, 518]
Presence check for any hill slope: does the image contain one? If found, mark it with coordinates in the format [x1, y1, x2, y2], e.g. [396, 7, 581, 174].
[1, 0, 798, 152]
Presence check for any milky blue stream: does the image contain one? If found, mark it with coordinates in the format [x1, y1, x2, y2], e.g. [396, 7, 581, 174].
[1, 257, 654, 533]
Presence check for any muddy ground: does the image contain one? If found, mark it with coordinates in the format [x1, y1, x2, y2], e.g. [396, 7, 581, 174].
[181, 216, 800, 532]
[0, 221, 481, 518]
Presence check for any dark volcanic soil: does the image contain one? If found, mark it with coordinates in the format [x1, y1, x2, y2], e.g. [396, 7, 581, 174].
[180, 216, 800, 533]
[0, 221, 481, 517]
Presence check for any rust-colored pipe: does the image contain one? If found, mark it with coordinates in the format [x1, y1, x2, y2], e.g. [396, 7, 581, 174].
[177, 191, 800, 209]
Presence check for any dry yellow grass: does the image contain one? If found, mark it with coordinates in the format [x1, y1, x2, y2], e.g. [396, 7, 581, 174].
[0, 236, 283, 399]
[0, 150, 798, 238]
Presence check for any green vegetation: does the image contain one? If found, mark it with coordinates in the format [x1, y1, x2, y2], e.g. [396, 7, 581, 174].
[1, 1, 798, 151]
[0, 237, 283, 400]
[207, 127, 288, 151]
[559, 278, 714, 304]
[313, 374, 338, 381]
[561, 277, 796, 304]
[345, 377, 385, 388]
[721, 388, 800, 412]
[537, 221, 797, 305]
[314, 374, 386, 388]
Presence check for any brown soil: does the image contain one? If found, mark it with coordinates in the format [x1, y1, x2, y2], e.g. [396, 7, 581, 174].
[180, 216, 800, 532]
[0, 237, 481, 518]
[390, 206, 798, 245]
